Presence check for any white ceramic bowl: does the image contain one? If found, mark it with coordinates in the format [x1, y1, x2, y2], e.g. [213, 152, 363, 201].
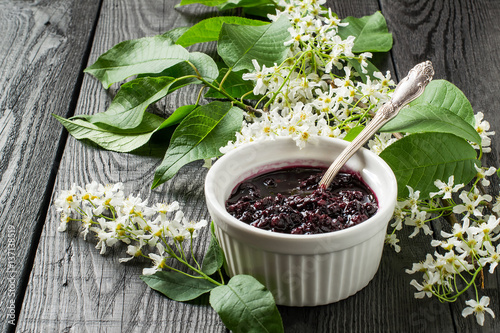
[204, 137, 397, 306]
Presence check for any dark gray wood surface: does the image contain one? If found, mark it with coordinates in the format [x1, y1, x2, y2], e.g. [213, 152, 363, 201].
[0, 1, 101, 332]
[1, 0, 499, 332]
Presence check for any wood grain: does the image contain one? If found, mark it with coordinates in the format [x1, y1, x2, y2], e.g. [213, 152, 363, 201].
[0, 1, 101, 332]
[17, 0, 227, 332]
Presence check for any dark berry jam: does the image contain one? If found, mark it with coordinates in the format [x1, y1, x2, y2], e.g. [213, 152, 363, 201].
[225, 166, 378, 235]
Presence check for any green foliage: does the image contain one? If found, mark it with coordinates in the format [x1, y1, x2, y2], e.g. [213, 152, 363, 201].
[53, 113, 164, 153]
[243, 4, 276, 18]
[205, 68, 258, 99]
[338, 11, 393, 53]
[78, 76, 177, 130]
[162, 27, 190, 43]
[177, 0, 276, 11]
[201, 222, 225, 275]
[217, 15, 291, 71]
[176, 0, 228, 7]
[338, 11, 392, 82]
[141, 271, 217, 301]
[140, 52, 219, 84]
[380, 79, 482, 198]
[176, 16, 268, 47]
[84, 36, 189, 88]
[381, 104, 481, 145]
[408, 80, 475, 126]
[210, 275, 284, 333]
[343, 125, 364, 142]
[158, 105, 198, 131]
[216, 0, 276, 11]
[152, 101, 243, 188]
[379, 132, 479, 199]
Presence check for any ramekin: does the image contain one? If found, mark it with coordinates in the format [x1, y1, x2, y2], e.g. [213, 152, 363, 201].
[204, 137, 397, 306]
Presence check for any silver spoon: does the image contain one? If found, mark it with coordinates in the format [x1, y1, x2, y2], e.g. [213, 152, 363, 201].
[319, 61, 435, 188]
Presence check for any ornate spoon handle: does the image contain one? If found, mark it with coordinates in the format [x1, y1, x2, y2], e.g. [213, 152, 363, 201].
[319, 61, 435, 188]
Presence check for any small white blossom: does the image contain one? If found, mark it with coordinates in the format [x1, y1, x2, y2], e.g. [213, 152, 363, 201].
[397, 185, 421, 216]
[54, 184, 80, 214]
[474, 164, 496, 187]
[429, 175, 464, 199]
[367, 133, 397, 155]
[58, 212, 71, 232]
[391, 201, 408, 231]
[441, 216, 471, 239]
[184, 219, 208, 237]
[462, 296, 495, 326]
[119, 244, 144, 263]
[406, 210, 432, 238]
[143, 252, 168, 276]
[479, 241, 500, 274]
[453, 191, 483, 217]
[469, 215, 500, 240]
[473, 112, 495, 153]
[409, 272, 439, 298]
[492, 194, 500, 213]
[406, 254, 435, 275]
[242, 59, 271, 95]
[385, 233, 400, 252]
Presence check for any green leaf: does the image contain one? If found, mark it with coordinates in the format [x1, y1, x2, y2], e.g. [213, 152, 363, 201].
[338, 11, 393, 53]
[141, 52, 219, 84]
[346, 58, 381, 84]
[409, 80, 475, 126]
[242, 4, 276, 18]
[379, 132, 478, 199]
[158, 105, 198, 131]
[152, 101, 243, 188]
[176, 16, 268, 47]
[141, 271, 216, 302]
[53, 112, 164, 153]
[176, 0, 275, 10]
[205, 68, 258, 99]
[202, 222, 225, 276]
[217, 15, 291, 72]
[380, 104, 482, 145]
[176, 0, 226, 7]
[84, 35, 189, 88]
[216, 0, 276, 11]
[78, 76, 177, 130]
[343, 125, 364, 142]
[162, 26, 190, 43]
[210, 275, 283, 333]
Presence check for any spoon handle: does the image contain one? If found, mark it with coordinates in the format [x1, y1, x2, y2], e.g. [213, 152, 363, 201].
[319, 61, 435, 188]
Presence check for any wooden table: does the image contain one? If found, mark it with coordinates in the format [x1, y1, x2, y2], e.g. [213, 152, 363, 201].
[2, 0, 500, 332]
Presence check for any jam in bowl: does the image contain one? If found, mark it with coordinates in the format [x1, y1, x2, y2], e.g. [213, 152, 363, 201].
[204, 137, 397, 306]
[226, 166, 378, 234]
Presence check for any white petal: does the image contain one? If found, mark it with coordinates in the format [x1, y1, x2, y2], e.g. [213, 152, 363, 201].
[476, 312, 485, 326]
[462, 307, 474, 318]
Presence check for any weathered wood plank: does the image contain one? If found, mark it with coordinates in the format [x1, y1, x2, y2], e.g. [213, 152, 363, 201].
[0, 0, 101, 332]
[17, 0, 227, 332]
[381, 0, 500, 332]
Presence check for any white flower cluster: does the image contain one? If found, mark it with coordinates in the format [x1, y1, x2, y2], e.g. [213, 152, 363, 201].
[54, 181, 207, 275]
[220, 0, 396, 154]
[387, 166, 500, 326]
[220, 0, 495, 157]
[473, 112, 496, 153]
